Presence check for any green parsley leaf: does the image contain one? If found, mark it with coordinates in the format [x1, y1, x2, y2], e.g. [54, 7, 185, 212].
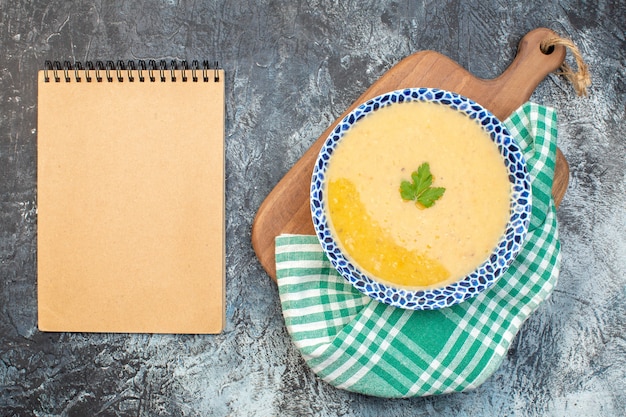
[400, 162, 446, 208]
[400, 180, 416, 200]
[417, 186, 446, 208]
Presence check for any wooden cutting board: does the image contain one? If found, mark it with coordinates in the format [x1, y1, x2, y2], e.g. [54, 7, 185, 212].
[252, 28, 570, 280]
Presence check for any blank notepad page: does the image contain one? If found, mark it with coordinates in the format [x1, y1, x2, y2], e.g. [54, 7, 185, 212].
[37, 61, 225, 334]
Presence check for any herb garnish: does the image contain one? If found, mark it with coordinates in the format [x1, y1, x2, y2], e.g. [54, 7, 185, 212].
[400, 162, 446, 208]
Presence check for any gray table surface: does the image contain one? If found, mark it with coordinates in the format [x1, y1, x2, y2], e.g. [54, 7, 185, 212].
[1, 0, 624, 416]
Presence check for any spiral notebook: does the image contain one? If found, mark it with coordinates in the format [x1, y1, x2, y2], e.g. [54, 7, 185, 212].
[37, 60, 225, 334]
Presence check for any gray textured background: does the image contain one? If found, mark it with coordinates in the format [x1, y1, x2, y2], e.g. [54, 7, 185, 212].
[1, 0, 625, 416]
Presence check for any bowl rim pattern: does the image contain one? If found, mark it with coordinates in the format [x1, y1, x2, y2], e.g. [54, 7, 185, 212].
[310, 87, 532, 310]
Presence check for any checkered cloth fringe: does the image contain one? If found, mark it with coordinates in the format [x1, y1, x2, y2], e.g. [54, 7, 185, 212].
[275, 103, 561, 397]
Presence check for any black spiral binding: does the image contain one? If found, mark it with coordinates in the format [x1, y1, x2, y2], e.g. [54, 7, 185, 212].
[43, 60, 220, 83]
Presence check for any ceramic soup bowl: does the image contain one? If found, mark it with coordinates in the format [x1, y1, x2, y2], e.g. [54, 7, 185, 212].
[310, 88, 531, 310]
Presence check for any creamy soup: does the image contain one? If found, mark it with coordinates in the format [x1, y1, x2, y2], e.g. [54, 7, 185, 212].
[325, 100, 511, 288]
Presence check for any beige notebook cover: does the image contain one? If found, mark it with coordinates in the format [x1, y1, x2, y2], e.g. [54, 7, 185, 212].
[37, 61, 225, 334]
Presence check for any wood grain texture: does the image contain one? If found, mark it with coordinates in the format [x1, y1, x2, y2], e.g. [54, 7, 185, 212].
[252, 28, 569, 280]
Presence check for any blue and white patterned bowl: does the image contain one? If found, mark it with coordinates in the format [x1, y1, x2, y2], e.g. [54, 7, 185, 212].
[310, 88, 532, 310]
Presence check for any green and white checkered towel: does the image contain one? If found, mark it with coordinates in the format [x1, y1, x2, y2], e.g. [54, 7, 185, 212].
[275, 103, 561, 398]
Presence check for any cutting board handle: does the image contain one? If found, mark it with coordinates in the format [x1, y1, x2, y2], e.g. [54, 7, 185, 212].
[483, 28, 567, 118]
